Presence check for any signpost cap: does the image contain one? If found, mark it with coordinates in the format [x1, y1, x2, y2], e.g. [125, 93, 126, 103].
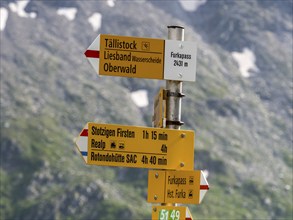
[167, 25, 184, 29]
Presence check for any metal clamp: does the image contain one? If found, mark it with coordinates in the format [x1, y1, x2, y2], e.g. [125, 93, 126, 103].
[165, 90, 185, 98]
[166, 120, 184, 126]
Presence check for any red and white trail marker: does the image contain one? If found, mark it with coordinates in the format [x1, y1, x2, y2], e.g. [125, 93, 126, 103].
[84, 35, 101, 73]
[75, 124, 88, 163]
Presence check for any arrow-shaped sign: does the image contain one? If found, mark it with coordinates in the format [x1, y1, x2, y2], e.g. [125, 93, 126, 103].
[75, 122, 195, 170]
[148, 170, 209, 204]
[85, 34, 165, 80]
[84, 34, 197, 81]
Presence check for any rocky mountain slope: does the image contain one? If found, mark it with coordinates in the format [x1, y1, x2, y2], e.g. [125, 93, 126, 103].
[1, 0, 292, 219]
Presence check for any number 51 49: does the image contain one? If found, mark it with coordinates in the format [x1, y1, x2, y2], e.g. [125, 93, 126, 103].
[159, 209, 180, 220]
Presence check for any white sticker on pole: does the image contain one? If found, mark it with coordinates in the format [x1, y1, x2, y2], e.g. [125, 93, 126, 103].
[164, 40, 197, 82]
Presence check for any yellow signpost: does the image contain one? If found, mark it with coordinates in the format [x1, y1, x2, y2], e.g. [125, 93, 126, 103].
[85, 34, 197, 81]
[75, 122, 194, 170]
[148, 170, 209, 204]
[152, 206, 193, 220]
[89, 34, 165, 79]
[81, 27, 204, 220]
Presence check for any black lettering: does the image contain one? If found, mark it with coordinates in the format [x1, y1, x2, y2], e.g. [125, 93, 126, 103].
[91, 139, 106, 150]
[167, 189, 174, 198]
[168, 176, 187, 187]
[104, 38, 137, 50]
[91, 152, 125, 162]
[117, 128, 135, 138]
[126, 154, 137, 163]
[170, 52, 192, 60]
[103, 63, 136, 74]
[175, 189, 186, 198]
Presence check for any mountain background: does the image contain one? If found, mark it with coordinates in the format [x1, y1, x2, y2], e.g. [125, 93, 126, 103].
[1, 0, 292, 219]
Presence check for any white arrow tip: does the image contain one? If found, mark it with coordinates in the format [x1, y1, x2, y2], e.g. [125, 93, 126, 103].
[199, 170, 209, 203]
[75, 124, 89, 163]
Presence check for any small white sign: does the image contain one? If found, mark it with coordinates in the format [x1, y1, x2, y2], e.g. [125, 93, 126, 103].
[164, 40, 197, 82]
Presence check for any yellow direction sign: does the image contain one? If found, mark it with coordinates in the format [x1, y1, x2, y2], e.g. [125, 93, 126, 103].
[148, 170, 209, 204]
[75, 123, 194, 170]
[85, 34, 198, 81]
[85, 34, 164, 79]
[152, 88, 166, 128]
[152, 206, 193, 220]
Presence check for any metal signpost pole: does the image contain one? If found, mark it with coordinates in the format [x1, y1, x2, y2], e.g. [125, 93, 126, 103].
[166, 26, 185, 130]
[163, 26, 185, 208]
